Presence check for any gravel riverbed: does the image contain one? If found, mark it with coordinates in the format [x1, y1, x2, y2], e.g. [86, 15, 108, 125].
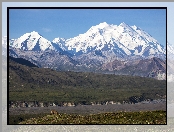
[9, 102, 166, 115]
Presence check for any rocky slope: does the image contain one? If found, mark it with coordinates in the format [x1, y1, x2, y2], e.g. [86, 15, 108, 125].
[6, 22, 166, 79]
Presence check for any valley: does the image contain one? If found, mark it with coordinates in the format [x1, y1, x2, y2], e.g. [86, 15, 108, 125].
[9, 56, 166, 105]
[9, 102, 166, 124]
[7, 22, 167, 124]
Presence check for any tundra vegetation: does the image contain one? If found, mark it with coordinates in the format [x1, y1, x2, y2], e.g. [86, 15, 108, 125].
[9, 59, 166, 105]
[16, 110, 166, 124]
[9, 58, 166, 124]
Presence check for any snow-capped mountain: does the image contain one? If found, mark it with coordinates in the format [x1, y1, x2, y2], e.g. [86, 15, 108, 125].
[8, 31, 78, 70]
[53, 22, 166, 58]
[10, 31, 58, 51]
[52, 37, 67, 51]
[9, 22, 166, 59]
[8, 22, 166, 79]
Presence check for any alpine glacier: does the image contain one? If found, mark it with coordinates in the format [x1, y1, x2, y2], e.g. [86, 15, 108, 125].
[7, 22, 166, 79]
[9, 22, 166, 59]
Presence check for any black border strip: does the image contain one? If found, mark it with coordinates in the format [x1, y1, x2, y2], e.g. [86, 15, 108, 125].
[7, 6, 10, 126]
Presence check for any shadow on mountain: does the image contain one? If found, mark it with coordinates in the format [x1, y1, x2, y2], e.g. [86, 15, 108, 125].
[9, 56, 38, 68]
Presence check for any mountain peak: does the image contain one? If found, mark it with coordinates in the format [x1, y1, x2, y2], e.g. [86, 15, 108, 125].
[86, 22, 109, 33]
[9, 22, 165, 59]
[99, 22, 108, 25]
[131, 25, 141, 31]
[30, 31, 42, 37]
[118, 22, 133, 31]
[119, 22, 129, 27]
[9, 31, 57, 51]
[31, 31, 38, 33]
[96, 22, 109, 28]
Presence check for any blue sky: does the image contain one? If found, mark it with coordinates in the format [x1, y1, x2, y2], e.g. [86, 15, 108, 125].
[9, 8, 166, 46]
[2, 2, 174, 46]
[1, 2, 174, 131]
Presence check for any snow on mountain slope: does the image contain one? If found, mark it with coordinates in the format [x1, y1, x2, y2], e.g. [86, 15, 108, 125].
[9, 22, 165, 59]
[53, 22, 165, 58]
[52, 37, 67, 51]
[8, 22, 166, 75]
[10, 31, 57, 51]
[131, 25, 165, 54]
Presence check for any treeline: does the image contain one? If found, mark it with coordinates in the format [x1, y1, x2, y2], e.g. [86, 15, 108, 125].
[9, 58, 166, 104]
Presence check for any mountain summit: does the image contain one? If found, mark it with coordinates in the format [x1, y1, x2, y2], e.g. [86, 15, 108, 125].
[9, 22, 166, 59]
[8, 22, 166, 79]
[9, 31, 57, 51]
[53, 22, 165, 58]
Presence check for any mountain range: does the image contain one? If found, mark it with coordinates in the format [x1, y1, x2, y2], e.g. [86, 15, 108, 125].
[53, 22, 165, 58]
[9, 22, 166, 58]
[5, 22, 167, 79]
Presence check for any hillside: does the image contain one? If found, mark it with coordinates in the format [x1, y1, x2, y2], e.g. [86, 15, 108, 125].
[9, 57, 166, 105]
[9, 56, 38, 68]
[106, 57, 166, 80]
